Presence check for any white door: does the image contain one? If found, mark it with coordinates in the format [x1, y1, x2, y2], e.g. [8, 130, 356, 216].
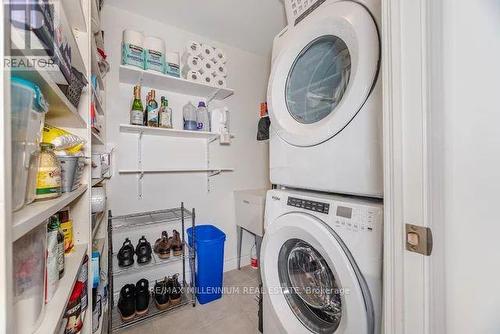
[268, 1, 379, 147]
[383, 1, 500, 334]
[261, 212, 372, 333]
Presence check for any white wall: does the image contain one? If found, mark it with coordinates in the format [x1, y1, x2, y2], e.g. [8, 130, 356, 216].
[442, 0, 500, 332]
[101, 4, 270, 284]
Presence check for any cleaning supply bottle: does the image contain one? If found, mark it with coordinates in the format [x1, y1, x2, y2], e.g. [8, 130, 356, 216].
[159, 96, 173, 128]
[196, 101, 210, 131]
[183, 101, 197, 130]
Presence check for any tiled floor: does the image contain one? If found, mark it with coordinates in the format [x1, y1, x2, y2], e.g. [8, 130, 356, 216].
[119, 266, 261, 334]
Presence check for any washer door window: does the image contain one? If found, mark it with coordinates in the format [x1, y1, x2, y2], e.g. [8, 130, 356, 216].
[260, 212, 373, 333]
[286, 36, 351, 124]
[268, 1, 379, 147]
[279, 239, 342, 333]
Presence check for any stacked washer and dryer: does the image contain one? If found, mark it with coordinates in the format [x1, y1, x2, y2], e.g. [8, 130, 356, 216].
[261, 0, 383, 333]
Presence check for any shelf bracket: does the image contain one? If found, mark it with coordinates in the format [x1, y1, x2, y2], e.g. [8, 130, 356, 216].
[137, 131, 144, 199]
[208, 170, 222, 177]
[206, 88, 222, 105]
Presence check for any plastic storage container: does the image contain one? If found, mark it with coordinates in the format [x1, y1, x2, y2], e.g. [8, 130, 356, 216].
[13, 224, 47, 333]
[183, 101, 198, 130]
[187, 225, 226, 304]
[11, 77, 49, 211]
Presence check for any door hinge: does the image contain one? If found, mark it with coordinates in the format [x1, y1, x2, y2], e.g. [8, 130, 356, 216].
[405, 224, 433, 256]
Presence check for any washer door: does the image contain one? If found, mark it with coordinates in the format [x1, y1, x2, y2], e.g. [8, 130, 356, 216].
[261, 212, 373, 333]
[268, 1, 379, 147]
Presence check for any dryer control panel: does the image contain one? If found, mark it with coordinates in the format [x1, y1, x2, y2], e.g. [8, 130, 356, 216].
[287, 196, 330, 214]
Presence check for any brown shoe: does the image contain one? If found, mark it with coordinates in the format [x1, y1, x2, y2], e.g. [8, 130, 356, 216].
[154, 231, 171, 259]
[169, 230, 183, 256]
[168, 274, 182, 306]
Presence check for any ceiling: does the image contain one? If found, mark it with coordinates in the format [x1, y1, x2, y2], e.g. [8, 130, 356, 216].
[105, 0, 287, 56]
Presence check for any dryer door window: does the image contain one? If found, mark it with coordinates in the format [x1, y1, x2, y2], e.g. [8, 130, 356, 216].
[278, 238, 342, 333]
[286, 36, 351, 124]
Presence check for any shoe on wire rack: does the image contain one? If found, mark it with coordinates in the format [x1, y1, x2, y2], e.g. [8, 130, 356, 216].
[154, 231, 171, 259]
[169, 230, 184, 257]
[168, 274, 182, 306]
[135, 278, 150, 316]
[118, 284, 136, 322]
[135, 236, 152, 264]
[154, 277, 170, 310]
[117, 238, 135, 267]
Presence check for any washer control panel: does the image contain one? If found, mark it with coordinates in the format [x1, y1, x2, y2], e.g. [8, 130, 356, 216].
[287, 196, 330, 214]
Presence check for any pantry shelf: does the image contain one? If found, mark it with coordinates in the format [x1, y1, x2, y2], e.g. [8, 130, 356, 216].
[119, 124, 232, 139]
[33, 243, 87, 334]
[119, 65, 234, 100]
[93, 88, 105, 115]
[92, 177, 107, 187]
[60, 0, 87, 33]
[92, 37, 105, 88]
[92, 128, 105, 145]
[12, 185, 88, 241]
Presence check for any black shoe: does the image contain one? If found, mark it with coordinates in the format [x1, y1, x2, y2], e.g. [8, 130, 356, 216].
[154, 277, 170, 310]
[117, 238, 135, 267]
[118, 284, 136, 322]
[135, 236, 152, 264]
[135, 279, 150, 316]
[168, 274, 182, 305]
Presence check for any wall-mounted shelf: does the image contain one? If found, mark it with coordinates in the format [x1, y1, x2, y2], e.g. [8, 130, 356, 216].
[119, 124, 232, 140]
[33, 243, 87, 334]
[119, 168, 234, 175]
[13, 185, 87, 241]
[119, 65, 234, 100]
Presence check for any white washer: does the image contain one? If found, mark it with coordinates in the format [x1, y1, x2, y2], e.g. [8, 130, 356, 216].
[261, 189, 383, 333]
[268, 0, 383, 197]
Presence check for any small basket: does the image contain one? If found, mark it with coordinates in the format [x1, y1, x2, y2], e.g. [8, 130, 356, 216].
[58, 67, 88, 108]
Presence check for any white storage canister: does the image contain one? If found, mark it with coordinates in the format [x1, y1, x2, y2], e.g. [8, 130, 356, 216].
[13, 224, 47, 333]
[164, 51, 180, 77]
[11, 77, 49, 211]
[144, 36, 165, 73]
[122, 30, 145, 69]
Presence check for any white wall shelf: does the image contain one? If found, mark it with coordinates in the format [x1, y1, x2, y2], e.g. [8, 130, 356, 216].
[33, 243, 87, 334]
[119, 168, 234, 174]
[92, 177, 107, 187]
[119, 65, 234, 101]
[120, 124, 229, 140]
[12, 185, 87, 241]
[91, 37, 105, 88]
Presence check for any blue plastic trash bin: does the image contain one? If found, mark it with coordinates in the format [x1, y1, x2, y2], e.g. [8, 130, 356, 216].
[187, 225, 226, 304]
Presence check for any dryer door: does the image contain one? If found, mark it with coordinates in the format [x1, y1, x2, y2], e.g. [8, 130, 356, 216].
[268, 1, 379, 147]
[261, 212, 374, 333]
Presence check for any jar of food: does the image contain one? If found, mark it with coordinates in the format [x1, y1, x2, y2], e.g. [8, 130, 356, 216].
[35, 143, 62, 200]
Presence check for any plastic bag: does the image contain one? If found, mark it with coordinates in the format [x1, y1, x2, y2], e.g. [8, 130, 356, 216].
[42, 125, 85, 154]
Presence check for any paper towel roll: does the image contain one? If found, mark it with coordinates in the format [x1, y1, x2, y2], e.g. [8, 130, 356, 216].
[213, 75, 227, 88]
[181, 53, 203, 73]
[185, 70, 202, 82]
[201, 73, 214, 86]
[200, 58, 215, 75]
[91, 187, 106, 213]
[123, 30, 144, 46]
[201, 44, 215, 60]
[186, 41, 203, 56]
[213, 47, 227, 64]
[213, 63, 228, 78]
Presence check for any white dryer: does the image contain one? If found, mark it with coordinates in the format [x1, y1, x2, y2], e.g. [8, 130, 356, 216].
[268, 0, 383, 197]
[261, 189, 383, 333]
